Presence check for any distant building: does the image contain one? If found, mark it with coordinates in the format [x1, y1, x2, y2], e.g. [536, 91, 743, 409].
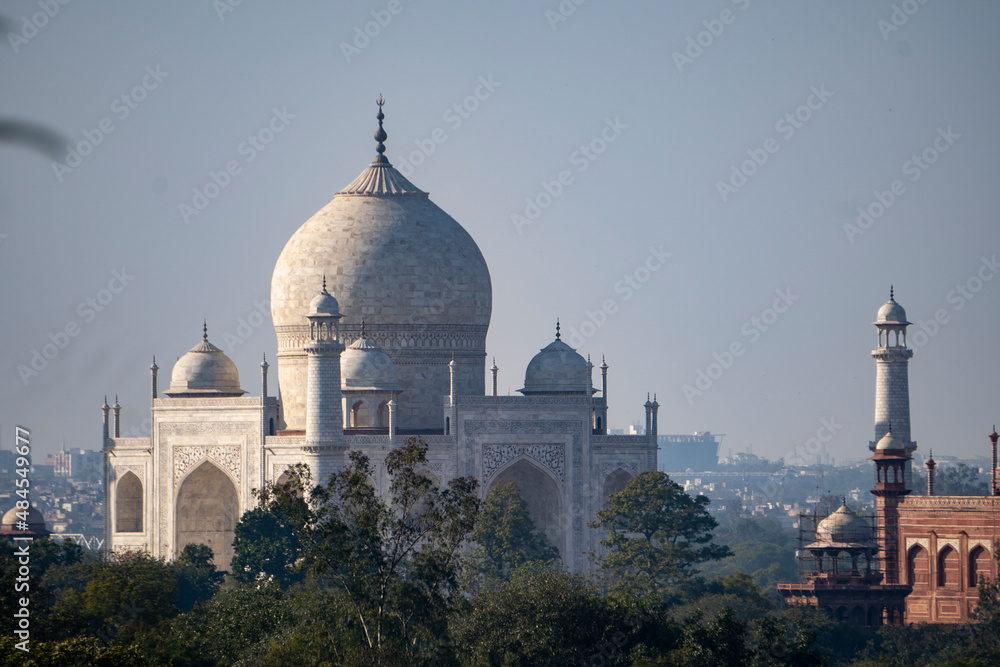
[659, 432, 721, 472]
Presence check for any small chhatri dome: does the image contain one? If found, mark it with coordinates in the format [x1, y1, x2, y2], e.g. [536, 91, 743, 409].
[814, 502, 873, 546]
[874, 286, 910, 325]
[309, 276, 342, 317]
[341, 323, 402, 391]
[520, 323, 593, 395]
[165, 323, 246, 397]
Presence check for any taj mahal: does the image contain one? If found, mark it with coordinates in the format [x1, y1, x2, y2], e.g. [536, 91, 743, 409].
[101, 100, 659, 572]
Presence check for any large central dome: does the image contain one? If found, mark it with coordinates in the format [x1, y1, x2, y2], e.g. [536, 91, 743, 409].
[271, 101, 492, 431]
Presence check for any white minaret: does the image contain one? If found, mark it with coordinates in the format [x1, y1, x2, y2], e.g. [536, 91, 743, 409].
[870, 287, 916, 486]
[304, 277, 345, 449]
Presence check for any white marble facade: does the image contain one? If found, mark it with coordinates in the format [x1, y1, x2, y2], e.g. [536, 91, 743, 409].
[103, 106, 658, 572]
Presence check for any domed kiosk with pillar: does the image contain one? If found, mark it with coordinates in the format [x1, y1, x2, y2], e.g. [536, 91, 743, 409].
[778, 500, 910, 627]
[102, 99, 658, 573]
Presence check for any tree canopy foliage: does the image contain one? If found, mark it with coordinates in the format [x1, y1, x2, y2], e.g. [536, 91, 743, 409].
[591, 471, 731, 595]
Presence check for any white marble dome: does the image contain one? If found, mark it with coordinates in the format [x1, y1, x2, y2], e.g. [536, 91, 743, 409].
[342, 332, 402, 391]
[272, 167, 492, 330]
[520, 329, 592, 395]
[270, 106, 492, 431]
[165, 327, 245, 397]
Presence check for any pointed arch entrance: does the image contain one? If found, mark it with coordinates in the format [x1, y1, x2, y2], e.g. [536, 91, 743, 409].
[489, 459, 564, 555]
[176, 461, 239, 571]
[603, 468, 633, 507]
[116, 471, 143, 533]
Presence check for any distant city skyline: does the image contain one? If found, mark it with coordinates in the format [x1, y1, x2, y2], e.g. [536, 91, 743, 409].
[2, 2, 999, 464]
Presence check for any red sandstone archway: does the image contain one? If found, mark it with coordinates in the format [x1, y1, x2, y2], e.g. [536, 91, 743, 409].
[938, 546, 959, 587]
[907, 545, 928, 586]
[970, 545, 992, 587]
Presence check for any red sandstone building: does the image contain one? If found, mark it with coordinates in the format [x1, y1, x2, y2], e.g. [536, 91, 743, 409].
[779, 291, 999, 625]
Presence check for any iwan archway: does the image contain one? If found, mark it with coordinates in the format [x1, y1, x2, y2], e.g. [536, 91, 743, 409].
[175, 461, 239, 571]
[490, 459, 564, 556]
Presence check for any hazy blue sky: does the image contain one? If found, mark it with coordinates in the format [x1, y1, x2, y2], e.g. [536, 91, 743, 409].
[2, 1, 999, 467]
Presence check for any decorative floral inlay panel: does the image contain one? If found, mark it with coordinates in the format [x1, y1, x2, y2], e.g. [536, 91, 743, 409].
[483, 444, 565, 484]
[173, 446, 241, 487]
[114, 465, 145, 481]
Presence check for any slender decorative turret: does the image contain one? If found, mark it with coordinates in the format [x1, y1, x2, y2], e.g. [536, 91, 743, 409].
[101, 396, 111, 444]
[991, 426, 999, 496]
[388, 395, 397, 439]
[449, 355, 457, 404]
[304, 277, 345, 448]
[644, 393, 653, 436]
[261, 354, 269, 398]
[600, 356, 608, 400]
[112, 396, 121, 438]
[593, 356, 609, 434]
[651, 394, 659, 440]
[490, 358, 499, 397]
[925, 451, 936, 496]
[150, 357, 158, 401]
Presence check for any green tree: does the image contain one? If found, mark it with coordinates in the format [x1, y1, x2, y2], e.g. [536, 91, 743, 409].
[464, 482, 559, 588]
[0, 635, 149, 666]
[669, 608, 752, 667]
[231, 507, 303, 586]
[141, 579, 294, 667]
[171, 544, 225, 612]
[261, 437, 480, 663]
[592, 471, 731, 595]
[452, 564, 619, 666]
[46, 550, 179, 645]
